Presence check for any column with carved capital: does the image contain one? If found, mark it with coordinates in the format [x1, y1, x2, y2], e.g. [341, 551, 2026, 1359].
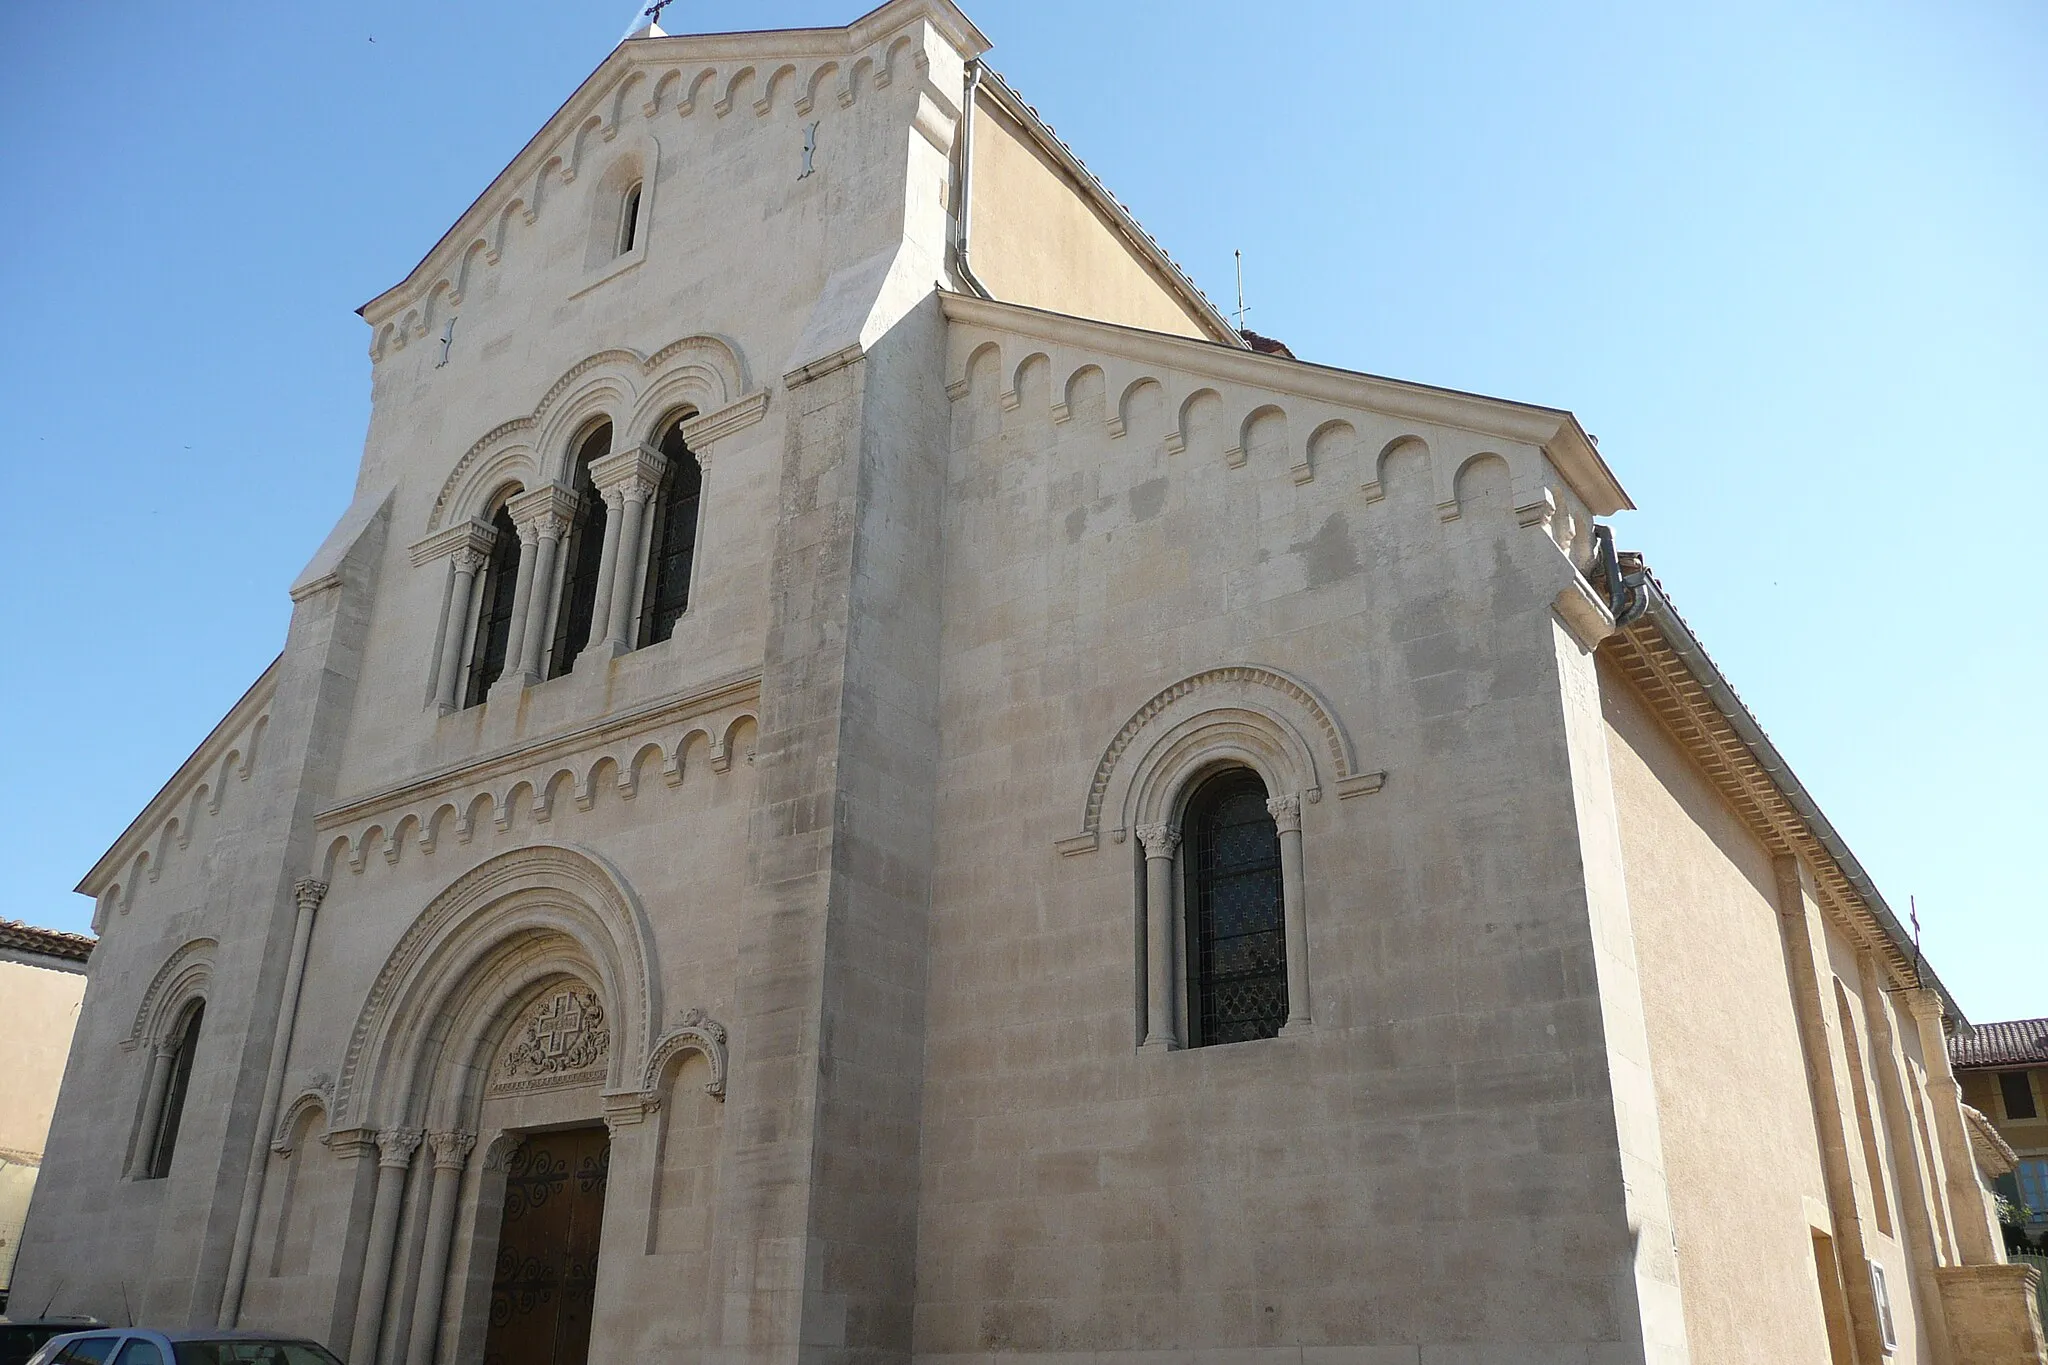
[404, 1130, 476, 1365]
[348, 1128, 422, 1365]
[505, 484, 580, 687]
[219, 876, 330, 1325]
[495, 521, 540, 698]
[1267, 794, 1312, 1034]
[410, 518, 500, 715]
[588, 443, 669, 658]
[1137, 824, 1181, 1049]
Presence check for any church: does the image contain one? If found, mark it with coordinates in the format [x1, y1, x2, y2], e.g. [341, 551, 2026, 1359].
[14, 2, 2045, 1362]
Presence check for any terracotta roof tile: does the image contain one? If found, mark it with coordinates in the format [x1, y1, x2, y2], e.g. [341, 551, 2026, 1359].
[1950, 1017, 2048, 1069]
[0, 918, 95, 964]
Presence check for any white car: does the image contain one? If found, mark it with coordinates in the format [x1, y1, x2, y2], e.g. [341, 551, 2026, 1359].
[25, 1331, 340, 1365]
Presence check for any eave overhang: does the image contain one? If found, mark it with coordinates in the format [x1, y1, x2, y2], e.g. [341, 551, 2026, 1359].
[941, 290, 1633, 515]
[1601, 577, 1967, 1029]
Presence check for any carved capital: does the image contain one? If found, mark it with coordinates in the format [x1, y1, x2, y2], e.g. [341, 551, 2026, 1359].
[375, 1127, 424, 1168]
[427, 1129, 477, 1171]
[1265, 793, 1302, 834]
[293, 878, 329, 914]
[481, 1132, 524, 1173]
[590, 443, 669, 503]
[450, 545, 489, 575]
[507, 483, 582, 541]
[407, 517, 498, 569]
[1136, 824, 1181, 860]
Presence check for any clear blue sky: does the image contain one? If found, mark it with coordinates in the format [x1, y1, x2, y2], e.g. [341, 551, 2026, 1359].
[2, 2, 2041, 1019]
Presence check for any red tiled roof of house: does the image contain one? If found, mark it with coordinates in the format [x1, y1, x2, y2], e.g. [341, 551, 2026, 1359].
[1950, 1016, 2048, 1069]
[0, 918, 95, 964]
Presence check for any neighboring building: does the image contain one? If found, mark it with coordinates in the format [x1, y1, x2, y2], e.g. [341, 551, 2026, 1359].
[0, 919, 93, 1311]
[1955, 1019, 2048, 1241]
[11, 2, 2045, 1362]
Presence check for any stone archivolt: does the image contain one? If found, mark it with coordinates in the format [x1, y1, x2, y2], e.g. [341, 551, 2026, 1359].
[121, 936, 217, 1052]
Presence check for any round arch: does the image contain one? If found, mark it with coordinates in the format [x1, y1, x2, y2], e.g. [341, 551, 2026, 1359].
[334, 844, 660, 1128]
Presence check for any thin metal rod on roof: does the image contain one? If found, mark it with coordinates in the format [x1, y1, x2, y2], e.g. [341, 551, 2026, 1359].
[1235, 250, 1248, 335]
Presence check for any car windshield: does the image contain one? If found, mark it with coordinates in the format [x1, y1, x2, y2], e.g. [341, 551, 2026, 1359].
[0, 1327, 68, 1365]
[169, 1345, 340, 1365]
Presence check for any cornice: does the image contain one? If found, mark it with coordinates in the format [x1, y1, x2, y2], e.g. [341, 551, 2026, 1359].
[1600, 584, 1964, 1025]
[941, 292, 1632, 516]
[317, 669, 762, 830]
[78, 659, 282, 908]
[681, 390, 770, 447]
[407, 518, 499, 569]
[360, 0, 987, 338]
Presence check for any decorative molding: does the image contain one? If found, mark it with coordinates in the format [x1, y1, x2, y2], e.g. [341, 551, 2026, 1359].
[82, 664, 279, 929]
[122, 937, 217, 1051]
[321, 1126, 379, 1161]
[589, 444, 669, 501]
[425, 336, 755, 533]
[408, 518, 499, 569]
[1064, 666, 1371, 853]
[1265, 793, 1302, 834]
[637, 1007, 730, 1107]
[270, 1078, 333, 1157]
[492, 988, 611, 1096]
[317, 674, 760, 879]
[333, 843, 658, 1128]
[428, 1129, 479, 1171]
[508, 482, 581, 539]
[1135, 824, 1179, 860]
[481, 1131, 525, 1173]
[376, 1127, 424, 1168]
[784, 342, 865, 390]
[941, 298, 1629, 519]
[679, 390, 769, 448]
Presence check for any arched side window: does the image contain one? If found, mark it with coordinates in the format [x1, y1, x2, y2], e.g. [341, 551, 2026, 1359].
[549, 424, 613, 679]
[618, 183, 643, 256]
[144, 1001, 204, 1179]
[639, 418, 704, 647]
[1181, 769, 1288, 1046]
[464, 503, 522, 709]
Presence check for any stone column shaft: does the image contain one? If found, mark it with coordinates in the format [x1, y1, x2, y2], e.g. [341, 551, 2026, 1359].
[218, 879, 328, 1325]
[348, 1129, 422, 1365]
[130, 1046, 174, 1177]
[433, 550, 486, 713]
[603, 490, 651, 651]
[496, 525, 539, 695]
[1268, 794, 1312, 1034]
[584, 489, 627, 659]
[1137, 824, 1180, 1049]
[404, 1131, 476, 1365]
[516, 526, 564, 682]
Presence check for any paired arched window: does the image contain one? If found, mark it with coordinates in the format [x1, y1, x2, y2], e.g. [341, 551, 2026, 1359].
[548, 423, 613, 679]
[464, 502, 522, 709]
[143, 1001, 204, 1179]
[1182, 770, 1288, 1046]
[641, 417, 704, 647]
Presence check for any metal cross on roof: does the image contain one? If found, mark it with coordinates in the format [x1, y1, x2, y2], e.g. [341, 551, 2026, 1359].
[643, 0, 676, 24]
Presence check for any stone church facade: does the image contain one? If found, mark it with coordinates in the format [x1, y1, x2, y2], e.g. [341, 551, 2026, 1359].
[15, 2, 2045, 1362]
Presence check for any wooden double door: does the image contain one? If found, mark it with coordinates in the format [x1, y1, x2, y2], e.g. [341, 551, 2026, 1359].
[482, 1126, 610, 1365]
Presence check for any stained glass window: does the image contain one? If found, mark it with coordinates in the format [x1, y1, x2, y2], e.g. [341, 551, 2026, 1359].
[548, 425, 612, 679]
[464, 504, 521, 708]
[639, 419, 703, 648]
[1184, 770, 1287, 1046]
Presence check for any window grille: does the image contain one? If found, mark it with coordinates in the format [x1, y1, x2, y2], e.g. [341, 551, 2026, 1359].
[1183, 769, 1287, 1046]
[549, 425, 613, 679]
[464, 505, 521, 708]
[639, 422, 703, 647]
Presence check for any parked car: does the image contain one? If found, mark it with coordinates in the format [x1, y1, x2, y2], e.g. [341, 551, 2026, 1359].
[0, 1320, 102, 1365]
[24, 1332, 340, 1365]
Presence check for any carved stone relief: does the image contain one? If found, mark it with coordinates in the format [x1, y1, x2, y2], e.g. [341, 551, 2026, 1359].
[490, 987, 611, 1097]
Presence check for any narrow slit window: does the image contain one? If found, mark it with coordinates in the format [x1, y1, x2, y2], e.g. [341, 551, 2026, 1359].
[464, 503, 521, 709]
[550, 424, 612, 679]
[1182, 769, 1287, 1047]
[618, 184, 643, 256]
[639, 418, 703, 647]
[146, 1002, 204, 1180]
